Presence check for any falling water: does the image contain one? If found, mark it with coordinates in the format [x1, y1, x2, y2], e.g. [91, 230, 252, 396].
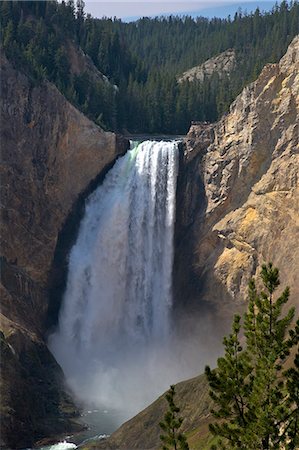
[49, 140, 181, 416]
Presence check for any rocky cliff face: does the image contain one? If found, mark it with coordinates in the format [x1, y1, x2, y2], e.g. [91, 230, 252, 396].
[177, 49, 236, 83]
[175, 35, 299, 326]
[0, 55, 128, 449]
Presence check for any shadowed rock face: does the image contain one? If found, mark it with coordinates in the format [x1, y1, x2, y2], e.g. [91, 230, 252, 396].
[175, 35, 299, 327]
[0, 54, 128, 448]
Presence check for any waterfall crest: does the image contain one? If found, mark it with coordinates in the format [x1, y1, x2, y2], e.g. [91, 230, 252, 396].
[49, 140, 180, 413]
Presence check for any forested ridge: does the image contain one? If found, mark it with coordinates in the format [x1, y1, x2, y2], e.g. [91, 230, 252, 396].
[1, 0, 298, 134]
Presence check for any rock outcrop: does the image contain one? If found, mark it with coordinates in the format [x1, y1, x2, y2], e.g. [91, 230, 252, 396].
[175, 35, 299, 324]
[66, 39, 113, 87]
[0, 54, 128, 449]
[177, 49, 236, 83]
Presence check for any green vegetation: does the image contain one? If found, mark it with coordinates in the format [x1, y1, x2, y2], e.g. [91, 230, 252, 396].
[205, 263, 299, 449]
[1, 1, 298, 133]
[159, 384, 190, 450]
[0, 0, 118, 130]
[111, 0, 299, 133]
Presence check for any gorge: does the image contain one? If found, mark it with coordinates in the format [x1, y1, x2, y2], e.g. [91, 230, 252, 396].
[0, 8, 298, 448]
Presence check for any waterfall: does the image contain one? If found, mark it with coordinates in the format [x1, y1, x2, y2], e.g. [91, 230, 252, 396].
[49, 140, 181, 414]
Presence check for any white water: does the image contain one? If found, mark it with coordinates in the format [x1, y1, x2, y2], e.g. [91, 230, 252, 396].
[37, 442, 77, 450]
[49, 140, 183, 417]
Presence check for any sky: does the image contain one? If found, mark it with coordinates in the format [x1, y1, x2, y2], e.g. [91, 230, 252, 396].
[84, 1, 279, 21]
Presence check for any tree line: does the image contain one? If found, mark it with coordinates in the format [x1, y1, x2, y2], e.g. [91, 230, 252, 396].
[1, 1, 298, 133]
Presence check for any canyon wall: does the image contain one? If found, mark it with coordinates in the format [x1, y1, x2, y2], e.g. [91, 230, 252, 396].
[175, 34, 299, 326]
[0, 55, 128, 448]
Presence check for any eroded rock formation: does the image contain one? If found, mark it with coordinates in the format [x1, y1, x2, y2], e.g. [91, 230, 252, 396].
[0, 54, 128, 448]
[175, 35, 299, 325]
[177, 49, 236, 83]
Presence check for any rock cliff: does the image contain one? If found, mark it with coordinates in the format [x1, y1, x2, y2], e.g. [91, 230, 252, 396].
[175, 34, 299, 325]
[0, 54, 128, 449]
[177, 49, 236, 83]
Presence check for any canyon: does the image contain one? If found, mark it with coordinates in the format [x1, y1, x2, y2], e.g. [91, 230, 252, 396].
[0, 31, 298, 450]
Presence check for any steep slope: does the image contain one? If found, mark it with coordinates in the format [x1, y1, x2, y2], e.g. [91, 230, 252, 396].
[65, 39, 111, 85]
[82, 375, 213, 450]
[86, 35, 299, 450]
[177, 49, 236, 83]
[0, 54, 128, 449]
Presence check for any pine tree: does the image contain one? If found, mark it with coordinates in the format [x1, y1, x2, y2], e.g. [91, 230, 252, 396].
[159, 385, 189, 450]
[205, 315, 253, 449]
[76, 0, 85, 39]
[205, 263, 299, 449]
[284, 323, 299, 449]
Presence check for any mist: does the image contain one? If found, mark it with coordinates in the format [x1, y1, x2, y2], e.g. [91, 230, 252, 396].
[50, 315, 222, 419]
